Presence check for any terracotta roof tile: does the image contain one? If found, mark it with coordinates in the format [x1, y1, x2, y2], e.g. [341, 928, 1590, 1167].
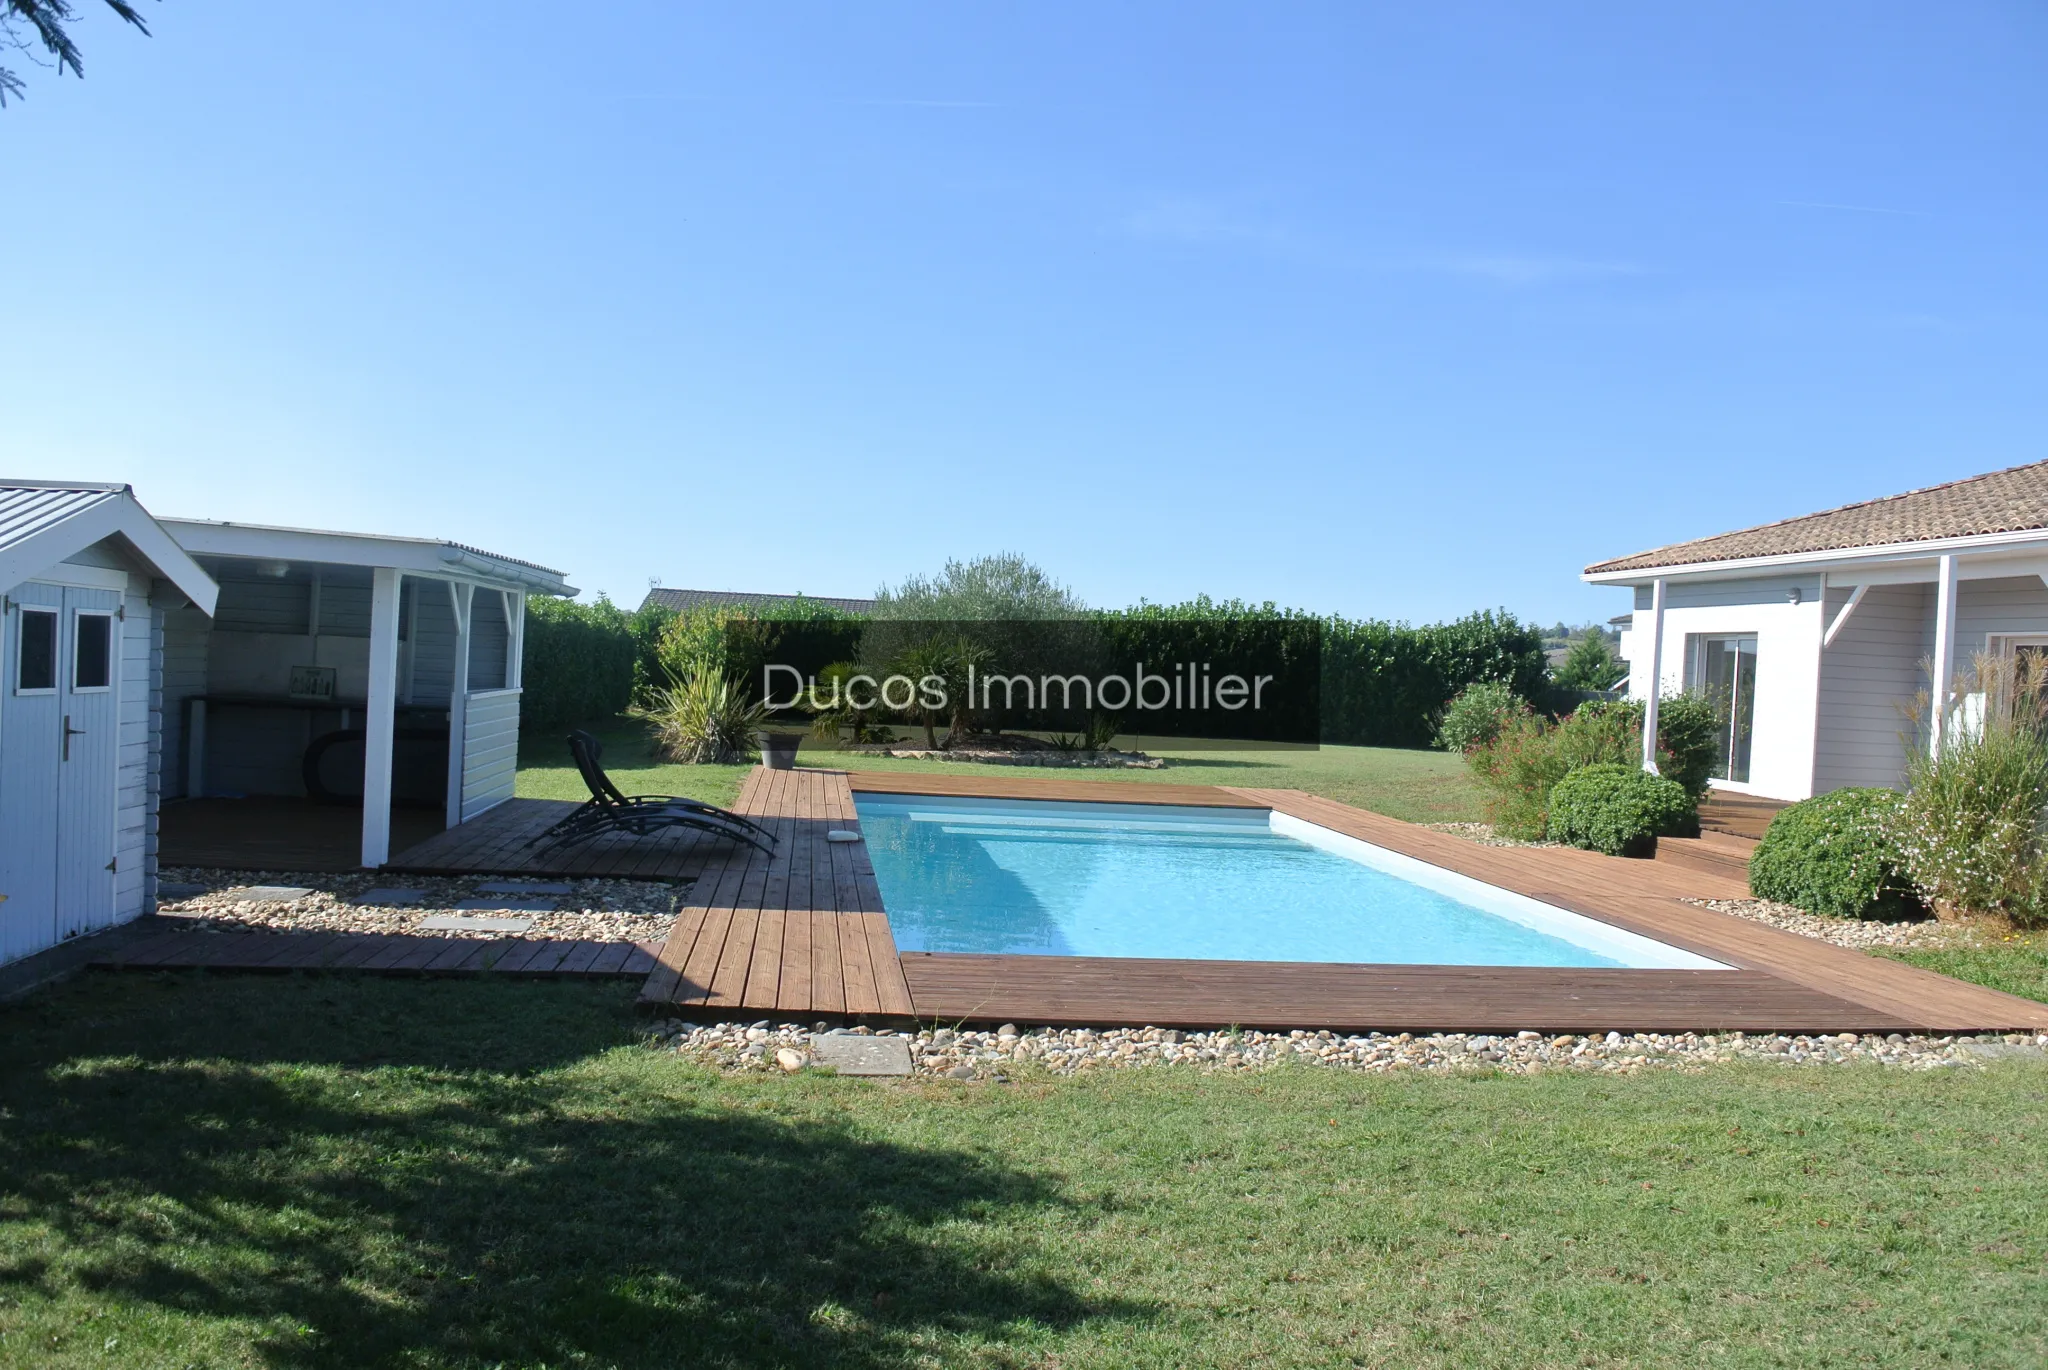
[1586, 459, 2048, 575]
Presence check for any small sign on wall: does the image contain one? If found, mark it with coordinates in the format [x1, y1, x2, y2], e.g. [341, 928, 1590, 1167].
[288, 664, 339, 702]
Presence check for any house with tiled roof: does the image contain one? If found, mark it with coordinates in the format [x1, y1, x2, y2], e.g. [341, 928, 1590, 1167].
[1583, 459, 2048, 803]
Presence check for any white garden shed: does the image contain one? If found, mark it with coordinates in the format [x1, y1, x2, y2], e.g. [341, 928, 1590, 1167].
[0, 481, 219, 968]
[156, 518, 575, 869]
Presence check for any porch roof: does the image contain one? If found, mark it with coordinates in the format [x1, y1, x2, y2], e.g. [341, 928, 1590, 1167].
[162, 518, 575, 596]
[1585, 459, 2048, 582]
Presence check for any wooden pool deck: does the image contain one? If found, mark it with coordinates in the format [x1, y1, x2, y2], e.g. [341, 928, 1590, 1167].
[637, 768, 2048, 1035]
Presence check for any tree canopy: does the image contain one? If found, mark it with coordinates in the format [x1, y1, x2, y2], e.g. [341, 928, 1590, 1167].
[2, 0, 150, 106]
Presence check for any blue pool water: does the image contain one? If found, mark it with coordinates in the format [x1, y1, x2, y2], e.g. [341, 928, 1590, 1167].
[856, 794, 1720, 968]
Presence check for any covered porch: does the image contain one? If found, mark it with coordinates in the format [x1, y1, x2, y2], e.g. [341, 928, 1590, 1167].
[1614, 545, 2048, 802]
[156, 519, 572, 871]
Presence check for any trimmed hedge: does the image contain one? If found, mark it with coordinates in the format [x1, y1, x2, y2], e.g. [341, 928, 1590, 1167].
[1546, 763, 1693, 858]
[520, 597, 671, 732]
[520, 592, 1550, 747]
[1749, 788, 1923, 920]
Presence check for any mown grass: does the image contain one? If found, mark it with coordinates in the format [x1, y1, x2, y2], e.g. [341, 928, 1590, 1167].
[3, 975, 2046, 1368]
[517, 720, 1482, 825]
[1880, 929, 2048, 1005]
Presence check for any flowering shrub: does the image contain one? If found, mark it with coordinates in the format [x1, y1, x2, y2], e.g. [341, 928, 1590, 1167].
[1896, 654, 2048, 927]
[1546, 764, 1693, 857]
[1748, 789, 1922, 920]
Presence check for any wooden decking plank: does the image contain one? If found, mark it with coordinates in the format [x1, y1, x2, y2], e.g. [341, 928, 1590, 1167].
[487, 938, 551, 974]
[839, 776, 915, 1017]
[587, 942, 635, 975]
[899, 954, 1911, 1034]
[555, 941, 607, 976]
[94, 929, 190, 968]
[775, 770, 818, 1015]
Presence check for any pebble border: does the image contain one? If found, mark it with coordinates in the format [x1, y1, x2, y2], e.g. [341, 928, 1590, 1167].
[646, 1020, 2048, 1077]
[154, 867, 686, 944]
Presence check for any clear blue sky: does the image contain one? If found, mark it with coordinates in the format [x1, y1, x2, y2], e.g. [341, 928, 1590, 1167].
[4, 3, 2043, 625]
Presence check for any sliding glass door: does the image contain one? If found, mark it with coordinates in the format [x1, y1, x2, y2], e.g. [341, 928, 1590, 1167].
[1687, 635, 1758, 783]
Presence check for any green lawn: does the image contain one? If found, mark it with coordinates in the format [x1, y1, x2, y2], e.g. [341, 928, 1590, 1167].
[518, 720, 1483, 825]
[1881, 931, 2048, 1005]
[2, 975, 2044, 1368]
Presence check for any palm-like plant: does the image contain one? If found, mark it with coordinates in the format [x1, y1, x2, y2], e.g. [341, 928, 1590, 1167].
[628, 669, 770, 764]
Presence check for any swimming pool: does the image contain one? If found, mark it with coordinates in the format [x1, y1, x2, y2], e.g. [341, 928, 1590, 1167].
[855, 793, 1725, 969]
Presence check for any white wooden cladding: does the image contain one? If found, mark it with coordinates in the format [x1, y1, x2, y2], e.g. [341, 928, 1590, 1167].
[459, 687, 521, 821]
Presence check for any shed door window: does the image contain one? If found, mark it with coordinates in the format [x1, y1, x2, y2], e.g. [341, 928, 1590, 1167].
[1687, 634, 1758, 784]
[15, 608, 57, 693]
[73, 612, 113, 691]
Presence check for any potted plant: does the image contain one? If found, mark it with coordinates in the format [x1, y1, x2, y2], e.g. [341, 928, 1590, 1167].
[758, 730, 804, 770]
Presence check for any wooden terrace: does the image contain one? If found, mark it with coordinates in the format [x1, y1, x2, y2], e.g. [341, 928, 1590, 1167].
[635, 767, 2048, 1035]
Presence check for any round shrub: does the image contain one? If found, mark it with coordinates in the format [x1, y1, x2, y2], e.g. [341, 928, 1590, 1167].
[1436, 680, 1527, 753]
[1749, 788, 1923, 920]
[1546, 763, 1694, 858]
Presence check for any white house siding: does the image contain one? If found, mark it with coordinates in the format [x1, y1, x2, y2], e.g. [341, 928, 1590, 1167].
[113, 577, 154, 924]
[459, 687, 521, 820]
[1954, 575, 2048, 658]
[1812, 583, 1932, 793]
[1628, 573, 1827, 802]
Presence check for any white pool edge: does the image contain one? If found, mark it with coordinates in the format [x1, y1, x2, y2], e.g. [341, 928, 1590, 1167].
[1269, 811, 1731, 971]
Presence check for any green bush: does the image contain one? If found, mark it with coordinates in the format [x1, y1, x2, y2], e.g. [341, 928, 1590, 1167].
[1546, 764, 1693, 857]
[1748, 789, 1921, 920]
[1649, 693, 1723, 801]
[1435, 681, 1528, 753]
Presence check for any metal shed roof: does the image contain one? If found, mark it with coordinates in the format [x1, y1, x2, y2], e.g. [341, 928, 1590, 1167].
[0, 479, 219, 611]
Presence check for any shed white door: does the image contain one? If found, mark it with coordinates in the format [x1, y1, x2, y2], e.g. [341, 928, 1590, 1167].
[56, 586, 121, 938]
[0, 582, 120, 958]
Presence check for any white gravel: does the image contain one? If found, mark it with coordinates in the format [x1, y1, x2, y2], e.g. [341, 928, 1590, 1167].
[154, 867, 684, 943]
[1425, 822, 1556, 849]
[1683, 896, 1960, 950]
[645, 1020, 2048, 1077]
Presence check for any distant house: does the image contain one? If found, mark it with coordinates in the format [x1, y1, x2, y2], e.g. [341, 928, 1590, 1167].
[1585, 460, 2048, 803]
[641, 588, 876, 616]
[1, 481, 218, 967]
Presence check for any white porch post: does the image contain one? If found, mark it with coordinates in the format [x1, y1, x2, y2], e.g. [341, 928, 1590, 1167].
[1641, 576, 1667, 773]
[1929, 553, 1958, 757]
[444, 581, 473, 829]
[362, 567, 402, 867]
[507, 590, 526, 688]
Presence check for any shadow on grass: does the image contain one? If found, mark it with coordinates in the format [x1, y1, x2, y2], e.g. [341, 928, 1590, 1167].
[0, 976, 1141, 1368]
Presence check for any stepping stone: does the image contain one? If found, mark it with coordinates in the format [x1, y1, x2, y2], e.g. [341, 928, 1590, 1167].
[453, 898, 558, 913]
[809, 1034, 913, 1077]
[476, 881, 575, 895]
[156, 882, 208, 900]
[356, 887, 429, 906]
[222, 886, 312, 903]
[417, 914, 537, 934]
[1957, 1040, 2046, 1061]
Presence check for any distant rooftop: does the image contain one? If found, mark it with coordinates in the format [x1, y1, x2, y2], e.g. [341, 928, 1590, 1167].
[1587, 459, 2048, 576]
[641, 587, 876, 616]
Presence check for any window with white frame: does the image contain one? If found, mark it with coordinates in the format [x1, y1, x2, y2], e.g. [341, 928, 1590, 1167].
[1685, 633, 1757, 784]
